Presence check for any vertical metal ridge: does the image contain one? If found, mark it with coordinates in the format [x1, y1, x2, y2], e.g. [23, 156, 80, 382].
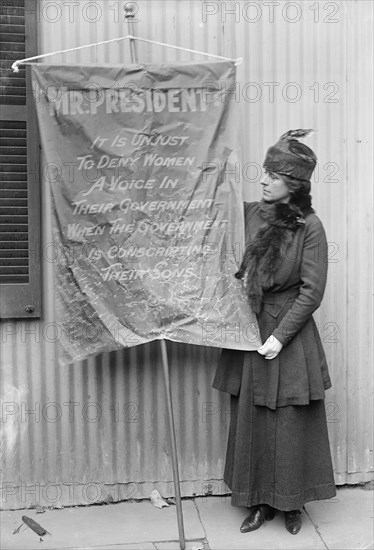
[345, 0, 373, 478]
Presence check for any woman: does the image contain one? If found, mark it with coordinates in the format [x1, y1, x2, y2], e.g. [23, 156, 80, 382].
[213, 129, 336, 535]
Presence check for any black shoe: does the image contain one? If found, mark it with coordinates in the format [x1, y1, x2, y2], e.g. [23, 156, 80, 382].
[261, 503, 276, 521]
[284, 510, 302, 535]
[240, 506, 264, 533]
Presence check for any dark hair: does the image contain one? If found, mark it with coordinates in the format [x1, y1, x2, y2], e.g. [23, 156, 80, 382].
[282, 174, 314, 213]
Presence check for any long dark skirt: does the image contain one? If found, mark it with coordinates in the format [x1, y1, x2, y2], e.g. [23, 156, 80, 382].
[224, 354, 336, 511]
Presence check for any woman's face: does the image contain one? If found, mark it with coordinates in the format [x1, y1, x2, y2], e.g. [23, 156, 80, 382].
[261, 170, 290, 203]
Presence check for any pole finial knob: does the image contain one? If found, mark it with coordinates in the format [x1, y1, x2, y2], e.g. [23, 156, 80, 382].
[124, 3, 135, 19]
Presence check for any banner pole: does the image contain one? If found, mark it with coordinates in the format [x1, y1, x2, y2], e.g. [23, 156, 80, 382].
[125, 3, 137, 63]
[160, 339, 186, 550]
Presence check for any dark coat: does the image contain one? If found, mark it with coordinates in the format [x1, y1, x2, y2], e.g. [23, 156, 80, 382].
[213, 201, 332, 409]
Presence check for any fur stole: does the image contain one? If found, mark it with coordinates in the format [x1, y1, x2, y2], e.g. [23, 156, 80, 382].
[235, 201, 311, 313]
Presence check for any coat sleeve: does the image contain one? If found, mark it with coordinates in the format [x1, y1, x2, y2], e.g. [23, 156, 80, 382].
[244, 201, 259, 217]
[273, 215, 328, 346]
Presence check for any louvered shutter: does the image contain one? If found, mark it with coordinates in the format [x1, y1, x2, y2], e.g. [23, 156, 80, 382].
[0, 0, 41, 318]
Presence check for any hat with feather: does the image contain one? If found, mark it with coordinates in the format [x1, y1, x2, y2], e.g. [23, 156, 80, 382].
[263, 129, 317, 182]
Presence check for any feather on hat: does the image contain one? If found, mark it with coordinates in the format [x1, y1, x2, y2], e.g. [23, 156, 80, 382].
[263, 129, 317, 182]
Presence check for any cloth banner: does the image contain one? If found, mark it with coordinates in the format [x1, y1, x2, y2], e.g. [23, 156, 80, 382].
[31, 61, 261, 364]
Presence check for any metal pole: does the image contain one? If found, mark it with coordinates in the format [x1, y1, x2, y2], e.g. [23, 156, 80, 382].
[124, 3, 137, 63]
[160, 339, 186, 550]
[124, 6, 182, 547]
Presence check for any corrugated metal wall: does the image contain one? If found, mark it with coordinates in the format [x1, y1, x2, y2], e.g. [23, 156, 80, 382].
[1, 0, 373, 510]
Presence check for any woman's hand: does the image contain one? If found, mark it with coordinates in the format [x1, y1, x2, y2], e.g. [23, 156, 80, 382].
[257, 335, 283, 360]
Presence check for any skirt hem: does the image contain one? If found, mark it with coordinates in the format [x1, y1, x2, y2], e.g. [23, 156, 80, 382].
[227, 482, 337, 511]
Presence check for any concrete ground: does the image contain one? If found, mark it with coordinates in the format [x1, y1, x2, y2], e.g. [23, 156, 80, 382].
[1, 486, 373, 550]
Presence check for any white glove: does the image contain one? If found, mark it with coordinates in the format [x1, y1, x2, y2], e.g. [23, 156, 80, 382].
[257, 335, 283, 360]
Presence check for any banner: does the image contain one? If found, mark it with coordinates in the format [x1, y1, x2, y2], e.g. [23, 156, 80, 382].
[31, 62, 261, 364]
